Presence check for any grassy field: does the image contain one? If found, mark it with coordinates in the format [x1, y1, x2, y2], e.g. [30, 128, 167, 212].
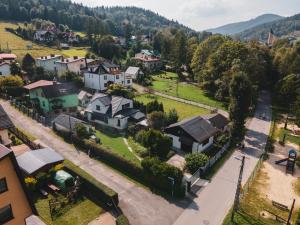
[135, 94, 210, 120]
[0, 21, 88, 60]
[35, 195, 103, 225]
[94, 130, 140, 164]
[150, 71, 226, 110]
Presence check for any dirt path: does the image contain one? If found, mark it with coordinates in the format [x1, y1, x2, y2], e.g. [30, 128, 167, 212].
[259, 142, 300, 207]
[0, 100, 190, 225]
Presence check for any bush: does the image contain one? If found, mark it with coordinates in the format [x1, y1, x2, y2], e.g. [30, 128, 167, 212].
[147, 111, 166, 130]
[165, 108, 179, 126]
[185, 153, 209, 174]
[116, 214, 131, 225]
[75, 123, 90, 139]
[146, 99, 164, 113]
[64, 160, 119, 205]
[25, 177, 37, 191]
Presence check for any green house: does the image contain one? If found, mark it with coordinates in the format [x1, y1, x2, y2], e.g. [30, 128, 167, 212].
[24, 80, 78, 114]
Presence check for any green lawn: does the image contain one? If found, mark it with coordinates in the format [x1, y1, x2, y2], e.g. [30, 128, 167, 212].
[150, 71, 226, 110]
[35, 195, 103, 225]
[134, 94, 210, 120]
[94, 130, 140, 165]
[279, 128, 300, 146]
[61, 47, 89, 57]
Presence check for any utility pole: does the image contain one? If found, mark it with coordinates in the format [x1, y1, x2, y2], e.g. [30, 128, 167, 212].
[231, 155, 245, 222]
[286, 199, 295, 225]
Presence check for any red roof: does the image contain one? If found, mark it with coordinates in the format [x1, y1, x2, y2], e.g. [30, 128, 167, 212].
[0, 53, 17, 60]
[24, 80, 54, 90]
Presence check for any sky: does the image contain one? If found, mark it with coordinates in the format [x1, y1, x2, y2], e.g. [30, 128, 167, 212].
[71, 0, 300, 31]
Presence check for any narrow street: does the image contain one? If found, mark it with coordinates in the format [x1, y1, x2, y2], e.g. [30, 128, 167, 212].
[173, 90, 272, 225]
[0, 100, 189, 225]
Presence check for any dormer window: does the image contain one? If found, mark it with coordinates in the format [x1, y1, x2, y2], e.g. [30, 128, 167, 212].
[96, 105, 100, 111]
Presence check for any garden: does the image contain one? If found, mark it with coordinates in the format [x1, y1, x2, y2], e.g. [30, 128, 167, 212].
[150, 71, 226, 110]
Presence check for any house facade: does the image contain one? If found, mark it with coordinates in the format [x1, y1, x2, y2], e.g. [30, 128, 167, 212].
[85, 94, 145, 130]
[134, 50, 162, 72]
[55, 56, 87, 76]
[84, 61, 132, 91]
[0, 145, 38, 225]
[165, 116, 218, 153]
[34, 30, 55, 42]
[0, 63, 10, 76]
[125, 66, 143, 80]
[36, 55, 63, 72]
[24, 81, 78, 114]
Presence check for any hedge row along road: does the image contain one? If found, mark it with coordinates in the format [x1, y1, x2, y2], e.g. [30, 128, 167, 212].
[0, 99, 190, 225]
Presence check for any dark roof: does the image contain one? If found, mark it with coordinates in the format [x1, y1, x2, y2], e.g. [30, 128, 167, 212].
[41, 83, 78, 98]
[53, 114, 87, 131]
[202, 113, 229, 130]
[115, 108, 145, 120]
[166, 116, 218, 143]
[0, 104, 14, 129]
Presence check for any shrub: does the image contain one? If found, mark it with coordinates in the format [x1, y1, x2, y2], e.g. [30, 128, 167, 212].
[116, 214, 131, 225]
[25, 177, 37, 191]
[165, 108, 179, 126]
[185, 153, 209, 174]
[147, 111, 166, 130]
[146, 99, 164, 113]
[75, 123, 90, 139]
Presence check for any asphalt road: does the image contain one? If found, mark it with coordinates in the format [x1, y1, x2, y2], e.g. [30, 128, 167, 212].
[173, 90, 272, 225]
[0, 100, 190, 225]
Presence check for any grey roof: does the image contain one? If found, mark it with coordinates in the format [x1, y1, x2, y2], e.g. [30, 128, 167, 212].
[78, 90, 92, 101]
[0, 144, 11, 160]
[166, 116, 218, 143]
[115, 108, 145, 120]
[0, 104, 14, 130]
[201, 113, 229, 130]
[53, 114, 86, 131]
[17, 148, 64, 175]
[125, 66, 140, 75]
[42, 83, 78, 98]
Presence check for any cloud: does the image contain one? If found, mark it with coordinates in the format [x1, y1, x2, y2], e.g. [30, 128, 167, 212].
[71, 0, 300, 30]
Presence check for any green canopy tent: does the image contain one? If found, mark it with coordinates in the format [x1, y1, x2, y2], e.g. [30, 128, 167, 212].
[54, 170, 74, 192]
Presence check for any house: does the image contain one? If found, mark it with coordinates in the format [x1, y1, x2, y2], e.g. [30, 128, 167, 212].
[0, 53, 17, 63]
[60, 43, 70, 49]
[36, 55, 63, 72]
[0, 104, 14, 147]
[0, 62, 10, 76]
[55, 56, 87, 76]
[78, 90, 93, 108]
[165, 116, 218, 153]
[24, 80, 78, 114]
[52, 113, 90, 133]
[0, 145, 45, 225]
[84, 61, 132, 91]
[125, 66, 143, 80]
[201, 113, 229, 132]
[16, 148, 64, 176]
[85, 93, 145, 130]
[34, 30, 55, 42]
[134, 50, 162, 72]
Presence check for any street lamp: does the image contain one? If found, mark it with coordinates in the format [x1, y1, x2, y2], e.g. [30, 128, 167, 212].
[168, 177, 175, 197]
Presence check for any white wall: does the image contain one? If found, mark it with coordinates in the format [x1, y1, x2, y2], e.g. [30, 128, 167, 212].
[36, 56, 63, 72]
[0, 64, 10, 76]
[192, 136, 214, 153]
[167, 134, 181, 150]
[56, 58, 86, 76]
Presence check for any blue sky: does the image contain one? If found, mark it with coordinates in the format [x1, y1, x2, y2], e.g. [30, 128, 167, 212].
[72, 0, 300, 31]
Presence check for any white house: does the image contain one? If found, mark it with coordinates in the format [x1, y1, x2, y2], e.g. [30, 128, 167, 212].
[36, 55, 63, 72]
[78, 90, 93, 109]
[165, 116, 219, 153]
[84, 61, 132, 91]
[55, 56, 87, 76]
[125, 66, 143, 80]
[34, 30, 55, 42]
[134, 49, 162, 72]
[0, 62, 11, 76]
[85, 93, 145, 130]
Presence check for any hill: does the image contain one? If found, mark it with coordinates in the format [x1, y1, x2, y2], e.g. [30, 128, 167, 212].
[0, 0, 195, 37]
[238, 13, 300, 41]
[207, 14, 283, 35]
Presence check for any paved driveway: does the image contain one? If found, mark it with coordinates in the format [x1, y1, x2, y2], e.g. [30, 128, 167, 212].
[173, 90, 272, 225]
[0, 100, 190, 225]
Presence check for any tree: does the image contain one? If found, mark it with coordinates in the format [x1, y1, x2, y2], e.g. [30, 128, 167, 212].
[172, 30, 187, 69]
[166, 108, 179, 126]
[22, 53, 35, 77]
[295, 96, 300, 128]
[10, 62, 21, 75]
[148, 111, 166, 130]
[108, 83, 134, 99]
[0, 75, 24, 96]
[75, 123, 90, 139]
[185, 153, 209, 174]
[276, 74, 300, 106]
[229, 72, 252, 141]
[146, 99, 164, 113]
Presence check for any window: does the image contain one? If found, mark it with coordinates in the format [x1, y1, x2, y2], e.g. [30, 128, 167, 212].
[117, 119, 121, 127]
[96, 105, 101, 111]
[0, 178, 8, 194]
[0, 205, 13, 224]
[116, 75, 119, 79]
[104, 75, 107, 80]
[127, 80, 131, 84]
[122, 103, 130, 110]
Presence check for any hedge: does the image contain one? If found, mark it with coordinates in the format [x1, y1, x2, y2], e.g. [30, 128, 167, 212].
[116, 214, 131, 225]
[63, 160, 119, 206]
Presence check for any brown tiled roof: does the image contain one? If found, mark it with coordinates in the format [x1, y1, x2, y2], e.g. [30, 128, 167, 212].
[24, 80, 54, 90]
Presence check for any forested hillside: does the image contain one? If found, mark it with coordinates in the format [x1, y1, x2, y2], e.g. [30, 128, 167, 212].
[0, 0, 195, 36]
[238, 13, 300, 41]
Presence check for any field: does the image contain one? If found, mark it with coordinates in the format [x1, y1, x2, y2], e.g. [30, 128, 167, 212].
[94, 130, 140, 165]
[150, 71, 226, 110]
[134, 94, 210, 120]
[0, 21, 88, 60]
